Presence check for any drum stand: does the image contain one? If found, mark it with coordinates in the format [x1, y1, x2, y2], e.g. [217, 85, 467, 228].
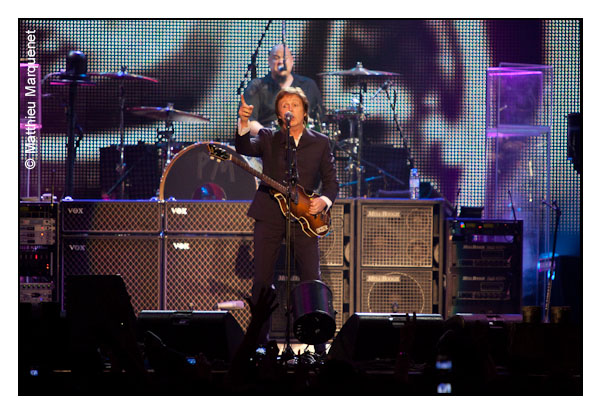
[155, 109, 177, 175]
[334, 83, 367, 197]
[61, 78, 94, 198]
[115, 66, 128, 199]
[105, 80, 138, 199]
[333, 81, 411, 195]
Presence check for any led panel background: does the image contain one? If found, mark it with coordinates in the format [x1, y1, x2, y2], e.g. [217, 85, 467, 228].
[18, 19, 581, 255]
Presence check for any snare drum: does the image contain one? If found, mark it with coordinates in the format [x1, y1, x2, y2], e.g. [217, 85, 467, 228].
[159, 142, 261, 201]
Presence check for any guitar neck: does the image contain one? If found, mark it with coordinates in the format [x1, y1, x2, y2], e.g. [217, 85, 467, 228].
[228, 155, 288, 194]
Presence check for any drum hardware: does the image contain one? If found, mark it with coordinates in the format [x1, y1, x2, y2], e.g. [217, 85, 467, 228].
[374, 77, 414, 170]
[88, 66, 161, 198]
[317, 61, 401, 77]
[47, 51, 95, 198]
[128, 104, 210, 182]
[319, 62, 404, 196]
[332, 139, 405, 191]
[159, 142, 258, 201]
[88, 70, 159, 84]
[127, 105, 210, 124]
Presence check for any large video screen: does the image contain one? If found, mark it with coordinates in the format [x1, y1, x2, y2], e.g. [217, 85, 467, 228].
[18, 19, 581, 251]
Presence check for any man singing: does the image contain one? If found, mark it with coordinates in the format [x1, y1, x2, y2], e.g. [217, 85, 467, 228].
[236, 87, 338, 350]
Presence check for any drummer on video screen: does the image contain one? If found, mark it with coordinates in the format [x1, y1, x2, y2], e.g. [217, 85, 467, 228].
[242, 44, 324, 136]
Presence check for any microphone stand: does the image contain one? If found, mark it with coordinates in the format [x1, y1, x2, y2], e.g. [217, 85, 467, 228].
[282, 20, 287, 64]
[281, 117, 298, 362]
[382, 82, 414, 170]
[237, 20, 272, 95]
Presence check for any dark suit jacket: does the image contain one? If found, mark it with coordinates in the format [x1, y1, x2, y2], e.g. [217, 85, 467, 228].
[235, 127, 338, 223]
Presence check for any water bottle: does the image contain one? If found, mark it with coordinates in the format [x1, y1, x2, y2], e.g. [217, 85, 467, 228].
[410, 168, 420, 200]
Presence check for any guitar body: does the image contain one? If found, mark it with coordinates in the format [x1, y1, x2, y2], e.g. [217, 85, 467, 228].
[207, 143, 331, 237]
[270, 185, 331, 237]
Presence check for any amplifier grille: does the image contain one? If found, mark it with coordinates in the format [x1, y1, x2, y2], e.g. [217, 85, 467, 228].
[61, 236, 162, 315]
[164, 201, 253, 234]
[61, 201, 162, 233]
[360, 269, 432, 314]
[164, 236, 254, 331]
[360, 205, 433, 267]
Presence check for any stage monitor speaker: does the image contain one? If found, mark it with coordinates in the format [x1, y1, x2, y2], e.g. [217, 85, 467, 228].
[64, 275, 146, 377]
[328, 313, 444, 363]
[137, 311, 244, 363]
[163, 235, 254, 331]
[65, 274, 136, 324]
[61, 235, 162, 315]
[164, 201, 253, 234]
[61, 200, 162, 234]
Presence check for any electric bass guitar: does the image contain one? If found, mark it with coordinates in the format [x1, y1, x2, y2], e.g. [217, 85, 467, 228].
[206, 143, 331, 237]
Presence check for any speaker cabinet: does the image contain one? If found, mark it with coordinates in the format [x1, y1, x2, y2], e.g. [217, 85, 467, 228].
[163, 235, 254, 331]
[318, 201, 349, 267]
[164, 201, 253, 234]
[359, 268, 433, 314]
[61, 200, 162, 234]
[358, 201, 433, 268]
[61, 235, 162, 315]
[355, 199, 445, 314]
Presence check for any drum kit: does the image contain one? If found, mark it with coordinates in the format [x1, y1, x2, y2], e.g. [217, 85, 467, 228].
[52, 62, 214, 199]
[317, 62, 407, 197]
[55, 57, 404, 200]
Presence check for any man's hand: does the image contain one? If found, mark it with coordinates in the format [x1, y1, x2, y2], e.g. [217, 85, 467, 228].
[238, 94, 254, 129]
[309, 197, 327, 215]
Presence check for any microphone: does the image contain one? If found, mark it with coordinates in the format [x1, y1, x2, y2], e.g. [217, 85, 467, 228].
[372, 80, 393, 99]
[285, 111, 293, 122]
[278, 63, 286, 72]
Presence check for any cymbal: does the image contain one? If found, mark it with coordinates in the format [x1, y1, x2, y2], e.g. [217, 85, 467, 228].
[89, 71, 159, 83]
[326, 107, 367, 121]
[318, 62, 400, 77]
[128, 106, 210, 123]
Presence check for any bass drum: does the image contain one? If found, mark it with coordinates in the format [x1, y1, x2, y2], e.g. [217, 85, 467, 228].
[159, 142, 261, 201]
